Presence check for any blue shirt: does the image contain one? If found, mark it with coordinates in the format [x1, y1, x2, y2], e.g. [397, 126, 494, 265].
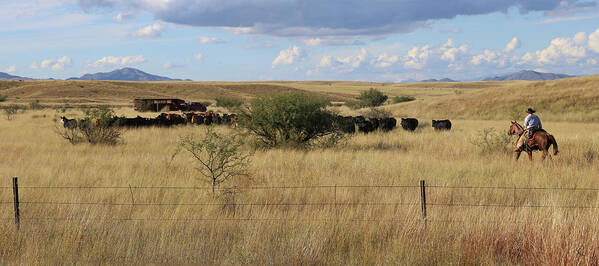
[524, 114, 542, 129]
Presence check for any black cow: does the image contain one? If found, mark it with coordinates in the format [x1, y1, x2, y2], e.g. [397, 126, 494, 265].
[380, 117, 397, 132]
[335, 116, 356, 134]
[400, 118, 419, 131]
[60, 116, 77, 129]
[432, 120, 452, 130]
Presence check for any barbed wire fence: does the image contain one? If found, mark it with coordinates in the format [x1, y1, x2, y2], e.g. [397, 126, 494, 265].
[3, 177, 599, 230]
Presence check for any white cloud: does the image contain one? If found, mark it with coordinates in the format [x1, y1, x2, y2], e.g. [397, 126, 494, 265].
[522, 34, 587, 65]
[4, 66, 16, 73]
[36, 56, 72, 71]
[40, 59, 53, 68]
[374, 53, 399, 68]
[114, 12, 134, 22]
[131, 23, 165, 37]
[404, 45, 431, 69]
[89, 55, 147, 68]
[471, 49, 499, 65]
[272, 46, 305, 68]
[589, 28, 599, 53]
[314, 48, 369, 73]
[503, 37, 521, 53]
[440, 39, 469, 61]
[194, 53, 203, 61]
[52, 56, 72, 70]
[198, 36, 226, 44]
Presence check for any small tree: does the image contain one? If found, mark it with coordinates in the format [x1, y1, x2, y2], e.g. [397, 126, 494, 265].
[4, 105, 19, 120]
[56, 106, 121, 145]
[355, 88, 388, 108]
[179, 127, 252, 193]
[239, 92, 340, 148]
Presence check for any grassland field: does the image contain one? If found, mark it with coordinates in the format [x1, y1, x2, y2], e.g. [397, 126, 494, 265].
[0, 77, 598, 264]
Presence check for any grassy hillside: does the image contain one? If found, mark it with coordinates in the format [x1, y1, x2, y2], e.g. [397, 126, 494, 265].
[387, 75, 599, 122]
[1, 75, 598, 122]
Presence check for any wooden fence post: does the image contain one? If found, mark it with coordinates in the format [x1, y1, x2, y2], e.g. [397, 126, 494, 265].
[420, 180, 427, 228]
[12, 177, 20, 231]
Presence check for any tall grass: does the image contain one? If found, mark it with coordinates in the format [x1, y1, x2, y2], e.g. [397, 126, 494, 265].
[0, 109, 598, 264]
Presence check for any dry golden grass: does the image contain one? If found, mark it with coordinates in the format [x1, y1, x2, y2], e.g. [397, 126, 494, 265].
[3, 75, 599, 123]
[1, 108, 599, 264]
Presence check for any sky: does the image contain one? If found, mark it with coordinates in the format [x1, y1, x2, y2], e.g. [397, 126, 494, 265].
[1, 0, 599, 82]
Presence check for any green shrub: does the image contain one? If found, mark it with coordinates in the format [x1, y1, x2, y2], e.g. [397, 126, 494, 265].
[391, 96, 416, 104]
[56, 106, 121, 145]
[361, 107, 392, 119]
[0, 95, 7, 102]
[239, 92, 341, 148]
[29, 99, 42, 110]
[355, 88, 388, 108]
[3, 104, 19, 120]
[469, 128, 512, 154]
[215, 97, 243, 109]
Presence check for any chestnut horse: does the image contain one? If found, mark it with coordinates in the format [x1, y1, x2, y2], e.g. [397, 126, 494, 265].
[508, 121, 559, 161]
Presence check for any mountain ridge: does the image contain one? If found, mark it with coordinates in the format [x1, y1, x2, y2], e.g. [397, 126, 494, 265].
[482, 70, 574, 81]
[68, 68, 192, 81]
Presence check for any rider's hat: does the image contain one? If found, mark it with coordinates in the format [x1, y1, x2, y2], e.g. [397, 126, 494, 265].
[527, 108, 536, 113]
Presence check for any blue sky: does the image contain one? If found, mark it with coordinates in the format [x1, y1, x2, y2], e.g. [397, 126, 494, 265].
[1, 0, 599, 81]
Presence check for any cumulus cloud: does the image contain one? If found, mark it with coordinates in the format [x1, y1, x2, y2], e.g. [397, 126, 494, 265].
[131, 23, 165, 37]
[314, 48, 369, 73]
[374, 53, 399, 68]
[503, 37, 521, 53]
[589, 28, 599, 53]
[77, 0, 569, 37]
[4, 66, 16, 73]
[89, 55, 146, 67]
[520, 33, 588, 65]
[198, 36, 226, 44]
[272, 46, 305, 68]
[440, 39, 469, 62]
[36, 56, 73, 71]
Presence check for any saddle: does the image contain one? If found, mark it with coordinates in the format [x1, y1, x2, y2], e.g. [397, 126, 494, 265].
[526, 129, 546, 148]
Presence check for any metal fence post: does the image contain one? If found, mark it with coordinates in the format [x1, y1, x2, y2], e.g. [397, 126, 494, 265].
[420, 180, 427, 228]
[12, 177, 20, 231]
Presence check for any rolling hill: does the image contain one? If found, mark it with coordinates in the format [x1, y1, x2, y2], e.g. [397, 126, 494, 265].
[1, 75, 598, 122]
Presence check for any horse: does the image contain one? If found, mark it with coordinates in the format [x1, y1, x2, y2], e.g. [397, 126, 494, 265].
[508, 121, 558, 161]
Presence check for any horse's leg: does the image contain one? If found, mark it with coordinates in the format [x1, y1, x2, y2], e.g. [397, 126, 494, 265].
[515, 151, 522, 161]
[527, 151, 533, 162]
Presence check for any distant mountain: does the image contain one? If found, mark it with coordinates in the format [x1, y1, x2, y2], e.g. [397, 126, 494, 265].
[399, 78, 419, 83]
[68, 68, 192, 81]
[0, 72, 30, 80]
[482, 70, 575, 81]
[421, 78, 458, 82]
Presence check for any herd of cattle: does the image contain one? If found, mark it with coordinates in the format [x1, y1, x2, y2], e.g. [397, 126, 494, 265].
[61, 112, 452, 134]
[60, 112, 238, 128]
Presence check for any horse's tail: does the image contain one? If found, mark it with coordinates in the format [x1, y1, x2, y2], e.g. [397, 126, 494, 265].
[548, 134, 559, 155]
